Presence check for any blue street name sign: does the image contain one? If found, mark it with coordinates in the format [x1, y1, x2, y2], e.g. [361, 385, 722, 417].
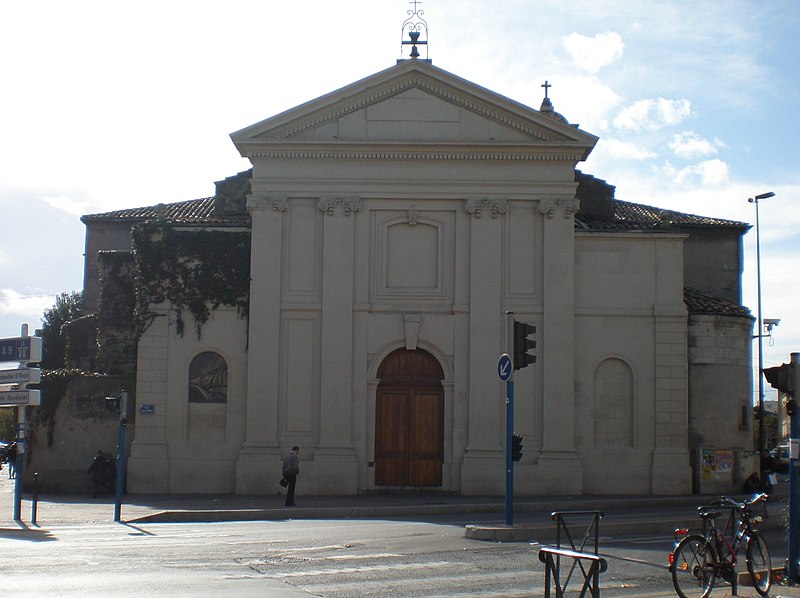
[0, 336, 43, 363]
[497, 353, 513, 382]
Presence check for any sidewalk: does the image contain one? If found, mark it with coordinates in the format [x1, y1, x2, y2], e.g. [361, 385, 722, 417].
[0, 472, 788, 534]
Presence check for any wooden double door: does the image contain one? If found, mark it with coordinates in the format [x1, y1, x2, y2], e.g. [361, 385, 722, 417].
[375, 349, 444, 487]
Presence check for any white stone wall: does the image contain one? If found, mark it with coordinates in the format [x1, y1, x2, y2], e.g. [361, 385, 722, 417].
[574, 233, 692, 495]
[128, 306, 248, 494]
[688, 314, 753, 452]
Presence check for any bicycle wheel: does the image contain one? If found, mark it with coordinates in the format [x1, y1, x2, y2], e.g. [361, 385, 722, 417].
[671, 534, 717, 598]
[746, 531, 772, 596]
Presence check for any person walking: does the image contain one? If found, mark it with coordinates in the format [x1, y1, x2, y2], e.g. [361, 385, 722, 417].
[6, 442, 17, 479]
[282, 446, 300, 507]
[87, 449, 114, 498]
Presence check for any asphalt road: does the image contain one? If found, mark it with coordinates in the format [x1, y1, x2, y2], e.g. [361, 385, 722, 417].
[2, 476, 800, 596]
[4, 512, 797, 597]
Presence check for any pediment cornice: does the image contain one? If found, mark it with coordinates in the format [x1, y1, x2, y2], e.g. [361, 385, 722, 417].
[263, 73, 562, 143]
[232, 61, 598, 159]
[240, 144, 591, 162]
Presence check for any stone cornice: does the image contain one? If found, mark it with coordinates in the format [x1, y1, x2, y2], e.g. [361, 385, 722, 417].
[239, 147, 589, 162]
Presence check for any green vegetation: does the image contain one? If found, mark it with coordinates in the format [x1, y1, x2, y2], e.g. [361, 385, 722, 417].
[0, 408, 15, 442]
[39, 291, 85, 370]
[132, 226, 251, 337]
[753, 406, 779, 450]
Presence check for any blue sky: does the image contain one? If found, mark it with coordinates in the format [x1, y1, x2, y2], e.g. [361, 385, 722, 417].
[1, 0, 798, 398]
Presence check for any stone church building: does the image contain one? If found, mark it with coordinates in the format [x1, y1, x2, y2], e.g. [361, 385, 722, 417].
[73, 58, 754, 497]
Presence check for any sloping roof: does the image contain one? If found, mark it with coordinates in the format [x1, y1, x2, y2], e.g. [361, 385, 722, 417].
[81, 197, 249, 226]
[82, 194, 749, 234]
[577, 200, 750, 232]
[684, 287, 752, 318]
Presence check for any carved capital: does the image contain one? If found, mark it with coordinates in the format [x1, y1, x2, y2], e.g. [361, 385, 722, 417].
[538, 198, 580, 219]
[271, 196, 289, 212]
[464, 198, 508, 219]
[319, 196, 361, 216]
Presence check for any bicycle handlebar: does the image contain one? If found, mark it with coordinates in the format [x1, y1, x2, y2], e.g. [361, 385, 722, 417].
[699, 493, 768, 515]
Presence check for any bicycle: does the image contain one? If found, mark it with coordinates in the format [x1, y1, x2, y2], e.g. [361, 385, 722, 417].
[669, 493, 772, 598]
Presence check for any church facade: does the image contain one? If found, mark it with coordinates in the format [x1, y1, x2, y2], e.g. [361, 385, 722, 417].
[80, 59, 754, 496]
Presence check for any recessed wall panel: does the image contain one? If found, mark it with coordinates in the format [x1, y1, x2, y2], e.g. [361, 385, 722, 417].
[285, 199, 320, 296]
[284, 316, 317, 433]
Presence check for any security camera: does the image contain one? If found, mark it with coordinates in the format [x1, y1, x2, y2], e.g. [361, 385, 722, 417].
[763, 318, 781, 328]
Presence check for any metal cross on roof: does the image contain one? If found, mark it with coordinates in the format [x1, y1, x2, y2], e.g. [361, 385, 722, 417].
[541, 80, 552, 99]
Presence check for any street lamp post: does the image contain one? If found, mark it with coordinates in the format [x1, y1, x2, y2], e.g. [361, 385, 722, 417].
[748, 190, 776, 468]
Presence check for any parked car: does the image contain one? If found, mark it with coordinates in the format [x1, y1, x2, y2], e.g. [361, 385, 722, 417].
[771, 444, 790, 473]
[0, 441, 8, 463]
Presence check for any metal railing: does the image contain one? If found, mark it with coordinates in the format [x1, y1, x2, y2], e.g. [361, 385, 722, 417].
[538, 510, 607, 597]
[539, 546, 608, 598]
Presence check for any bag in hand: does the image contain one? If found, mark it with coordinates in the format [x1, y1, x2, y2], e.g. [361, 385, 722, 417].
[279, 478, 288, 487]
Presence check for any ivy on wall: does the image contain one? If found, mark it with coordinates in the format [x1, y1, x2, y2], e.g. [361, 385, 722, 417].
[96, 251, 137, 375]
[132, 225, 251, 337]
[34, 369, 104, 447]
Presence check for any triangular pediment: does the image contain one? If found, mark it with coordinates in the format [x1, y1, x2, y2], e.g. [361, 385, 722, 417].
[232, 60, 597, 159]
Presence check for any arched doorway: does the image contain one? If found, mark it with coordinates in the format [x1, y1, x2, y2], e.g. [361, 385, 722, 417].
[375, 348, 444, 486]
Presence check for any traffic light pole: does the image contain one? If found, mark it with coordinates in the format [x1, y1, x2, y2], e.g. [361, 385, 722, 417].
[114, 391, 129, 523]
[505, 377, 514, 526]
[505, 312, 515, 526]
[789, 353, 799, 583]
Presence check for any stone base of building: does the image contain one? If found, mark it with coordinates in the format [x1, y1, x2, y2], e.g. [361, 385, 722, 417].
[127, 442, 169, 494]
[652, 449, 693, 494]
[235, 444, 282, 495]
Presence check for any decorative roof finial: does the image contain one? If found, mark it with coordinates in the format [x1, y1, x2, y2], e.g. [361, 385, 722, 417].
[538, 79, 570, 124]
[400, 0, 429, 61]
[540, 80, 554, 113]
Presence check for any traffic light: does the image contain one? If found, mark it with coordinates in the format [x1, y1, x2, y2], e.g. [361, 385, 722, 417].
[511, 434, 523, 461]
[513, 320, 536, 370]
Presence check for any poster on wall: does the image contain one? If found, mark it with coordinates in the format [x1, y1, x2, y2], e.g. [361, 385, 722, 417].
[701, 448, 734, 480]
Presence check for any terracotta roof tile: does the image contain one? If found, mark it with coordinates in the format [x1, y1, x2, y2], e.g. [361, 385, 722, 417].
[684, 287, 752, 318]
[81, 198, 249, 226]
[577, 200, 750, 231]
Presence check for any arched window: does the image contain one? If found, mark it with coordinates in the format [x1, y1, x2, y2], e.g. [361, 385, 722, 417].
[188, 351, 228, 403]
[593, 358, 634, 448]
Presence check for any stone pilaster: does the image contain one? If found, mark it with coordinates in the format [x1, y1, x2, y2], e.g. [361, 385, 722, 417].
[651, 240, 692, 494]
[236, 195, 285, 493]
[315, 196, 358, 492]
[461, 201, 505, 493]
[535, 197, 582, 494]
[127, 308, 170, 493]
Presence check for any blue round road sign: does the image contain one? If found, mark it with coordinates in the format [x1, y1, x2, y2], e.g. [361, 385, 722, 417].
[497, 353, 513, 381]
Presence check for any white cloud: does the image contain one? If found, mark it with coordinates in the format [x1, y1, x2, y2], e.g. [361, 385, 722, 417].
[542, 76, 623, 133]
[562, 32, 624, 72]
[0, 289, 52, 321]
[40, 195, 90, 216]
[657, 158, 731, 186]
[668, 131, 720, 159]
[613, 98, 693, 132]
[597, 138, 657, 161]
